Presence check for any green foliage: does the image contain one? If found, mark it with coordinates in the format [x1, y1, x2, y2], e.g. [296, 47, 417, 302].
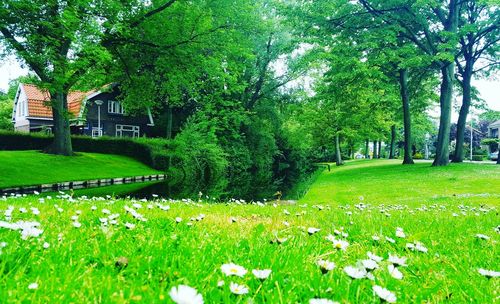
[0, 92, 13, 131]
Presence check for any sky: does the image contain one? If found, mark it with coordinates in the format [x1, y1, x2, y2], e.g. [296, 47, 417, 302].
[1, 55, 499, 117]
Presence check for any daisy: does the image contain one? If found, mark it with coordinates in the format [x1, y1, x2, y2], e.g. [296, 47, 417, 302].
[332, 239, 349, 250]
[478, 268, 500, 278]
[344, 266, 367, 279]
[373, 285, 396, 303]
[175, 217, 182, 223]
[43, 242, 50, 249]
[252, 269, 272, 280]
[385, 236, 396, 244]
[125, 222, 136, 230]
[308, 227, 320, 235]
[388, 264, 403, 280]
[372, 235, 381, 241]
[169, 285, 203, 304]
[395, 227, 406, 238]
[28, 282, 38, 290]
[388, 254, 407, 267]
[414, 242, 428, 253]
[221, 263, 247, 277]
[361, 259, 379, 270]
[476, 234, 490, 240]
[317, 259, 336, 274]
[217, 280, 225, 287]
[367, 252, 383, 262]
[73, 222, 82, 228]
[229, 282, 249, 295]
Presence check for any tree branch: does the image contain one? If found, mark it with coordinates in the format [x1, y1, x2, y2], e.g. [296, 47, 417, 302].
[129, 0, 177, 28]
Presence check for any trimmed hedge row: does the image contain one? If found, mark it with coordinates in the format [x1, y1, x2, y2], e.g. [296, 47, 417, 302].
[0, 131, 169, 170]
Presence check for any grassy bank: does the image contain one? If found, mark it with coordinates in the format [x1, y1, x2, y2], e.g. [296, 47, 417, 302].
[301, 159, 500, 205]
[0, 195, 497, 303]
[0, 150, 162, 188]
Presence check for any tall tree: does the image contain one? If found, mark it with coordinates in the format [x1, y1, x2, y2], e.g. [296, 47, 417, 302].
[357, 0, 462, 166]
[0, 0, 178, 155]
[452, 1, 499, 162]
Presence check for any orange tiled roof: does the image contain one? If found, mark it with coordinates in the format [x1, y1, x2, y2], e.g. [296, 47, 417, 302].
[22, 83, 96, 118]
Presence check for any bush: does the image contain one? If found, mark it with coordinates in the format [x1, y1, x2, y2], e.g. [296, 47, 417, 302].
[414, 152, 424, 159]
[472, 155, 484, 161]
[0, 131, 169, 170]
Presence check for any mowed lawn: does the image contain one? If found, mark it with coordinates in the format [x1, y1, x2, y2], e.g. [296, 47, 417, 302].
[0, 150, 162, 188]
[302, 160, 500, 205]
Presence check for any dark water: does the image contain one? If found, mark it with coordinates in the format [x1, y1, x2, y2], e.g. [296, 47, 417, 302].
[58, 181, 194, 200]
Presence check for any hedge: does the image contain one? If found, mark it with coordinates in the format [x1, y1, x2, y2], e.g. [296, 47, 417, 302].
[0, 131, 169, 170]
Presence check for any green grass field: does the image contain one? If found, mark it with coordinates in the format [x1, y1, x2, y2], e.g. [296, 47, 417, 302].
[302, 159, 500, 205]
[0, 151, 162, 188]
[0, 160, 498, 303]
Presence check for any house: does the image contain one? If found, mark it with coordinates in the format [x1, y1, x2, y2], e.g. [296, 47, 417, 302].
[487, 120, 500, 154]
[11, 83, 155, 138]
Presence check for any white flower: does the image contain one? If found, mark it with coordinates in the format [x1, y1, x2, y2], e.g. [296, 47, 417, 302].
[28, 282, 38, 290]
[283, 221, 290, 227]
[317, 259, 336, 273]
[252, 269, 272, 280]
[388, 254, 407, 267]
[43, 242, 50, 249]
[385, 236, 396, 244]
[125, 222, 136, 230]
[395, 227, 406, 238]
[373, 285, 396, 303]
[309, 299, 339, 304]
[388, 264, 403, 280]
[169, 285, 203, 304]
[308, 227, 320, 235]
[476, 234, 490, 240]
[361, 259, 379, 270]
[102, 209, 111, 214]
[344, 266, 367, 279]
[217, 280, 225, 287]
[367, 251, 383, 262]
[175, 217, 182, 223]
[372, 235, 381, 241]
[229, 282, 249, 295]
[91, 206, 97, 211]
[478, 268, 500, 278]
[221, 263, 247, 277]
[21, 227, 43, 240]
[331, 239, 349, 250]
[73, 222, 82, 228]
[414, 242, 428, 253]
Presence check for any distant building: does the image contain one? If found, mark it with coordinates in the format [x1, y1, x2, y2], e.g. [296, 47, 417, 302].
[11, 83, 154, 138]
[488, 120, 500, 153]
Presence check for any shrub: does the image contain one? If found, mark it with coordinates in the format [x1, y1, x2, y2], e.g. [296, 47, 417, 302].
[0, 131, 169, 170]
[414, 152, 424, 159]
[472, 155, 484, 161]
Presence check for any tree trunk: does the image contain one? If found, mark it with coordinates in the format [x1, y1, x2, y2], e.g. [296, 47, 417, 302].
[497, 156, 500, 165]
[166, 104, 173, 140]
[378, 140, 382, 158]
[389, 125, 396, 159]
[335, 134, 343, 166]
[373, 140, 378, 159]
[335, 133, 343, 166]
[399, 68, 414, 165]
[433, 63, 454, 166]
[49, 92, 73, 156]
[365, 139, 370, 159]
[452, 64, 473, 163]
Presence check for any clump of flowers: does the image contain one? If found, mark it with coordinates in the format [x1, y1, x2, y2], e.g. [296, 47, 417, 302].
[229, 282, 249, 295]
